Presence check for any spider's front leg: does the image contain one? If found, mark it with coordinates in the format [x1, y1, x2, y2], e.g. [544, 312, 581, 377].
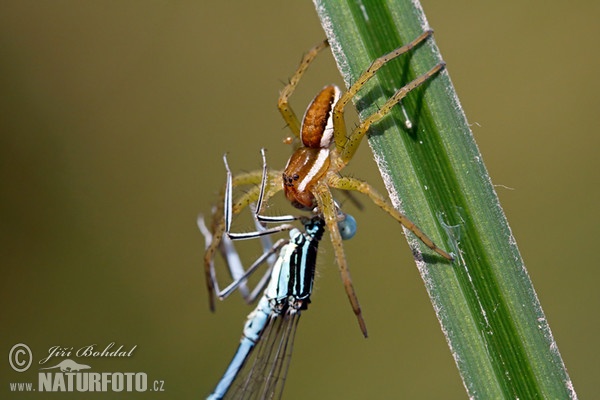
[330, 30, 445, 168]
[314, 181, 368, 338]
[340, 63, 445, 166]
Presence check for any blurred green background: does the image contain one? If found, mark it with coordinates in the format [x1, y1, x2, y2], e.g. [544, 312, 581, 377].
[1, 1, 598, 399]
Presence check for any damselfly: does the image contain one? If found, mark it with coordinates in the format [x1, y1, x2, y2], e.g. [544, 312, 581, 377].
[199, 150, 356, 399]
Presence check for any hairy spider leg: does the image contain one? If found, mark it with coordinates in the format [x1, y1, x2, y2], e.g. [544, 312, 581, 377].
[313, 180, 368, 336]
[332, 29, 435, 163]
[336, 62, 444, 168]
[278, 40, 330, 138]
[328, 175, 453, 260]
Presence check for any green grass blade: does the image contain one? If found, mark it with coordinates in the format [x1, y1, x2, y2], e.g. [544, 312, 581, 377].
[313, 0, 577, 398]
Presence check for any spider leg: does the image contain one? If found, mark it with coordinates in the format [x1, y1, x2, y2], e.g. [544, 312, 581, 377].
[338, 62, 445, 167]
[278, 39, 330, 138]
[328, 30, 442, 166]
[329, 175, 453, 261]
[334, 30, 433, 117]
[332, 31, 432, 155]
[314, 181, 368, 338]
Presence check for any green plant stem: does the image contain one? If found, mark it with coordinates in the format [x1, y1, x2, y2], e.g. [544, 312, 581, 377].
[313, 0, 577, 398]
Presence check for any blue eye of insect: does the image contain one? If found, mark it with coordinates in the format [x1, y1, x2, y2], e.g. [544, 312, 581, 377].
[338, 213, 357, 240]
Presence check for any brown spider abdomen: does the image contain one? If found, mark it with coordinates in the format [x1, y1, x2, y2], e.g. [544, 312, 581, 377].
[283, 147, 330, 209]
[300, 85, 340, 149]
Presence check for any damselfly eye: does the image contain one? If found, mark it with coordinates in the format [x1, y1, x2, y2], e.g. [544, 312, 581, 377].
[338, 213, 357, 240]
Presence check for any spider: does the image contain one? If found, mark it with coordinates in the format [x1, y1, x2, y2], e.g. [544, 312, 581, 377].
[204, 29, 453, 338]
